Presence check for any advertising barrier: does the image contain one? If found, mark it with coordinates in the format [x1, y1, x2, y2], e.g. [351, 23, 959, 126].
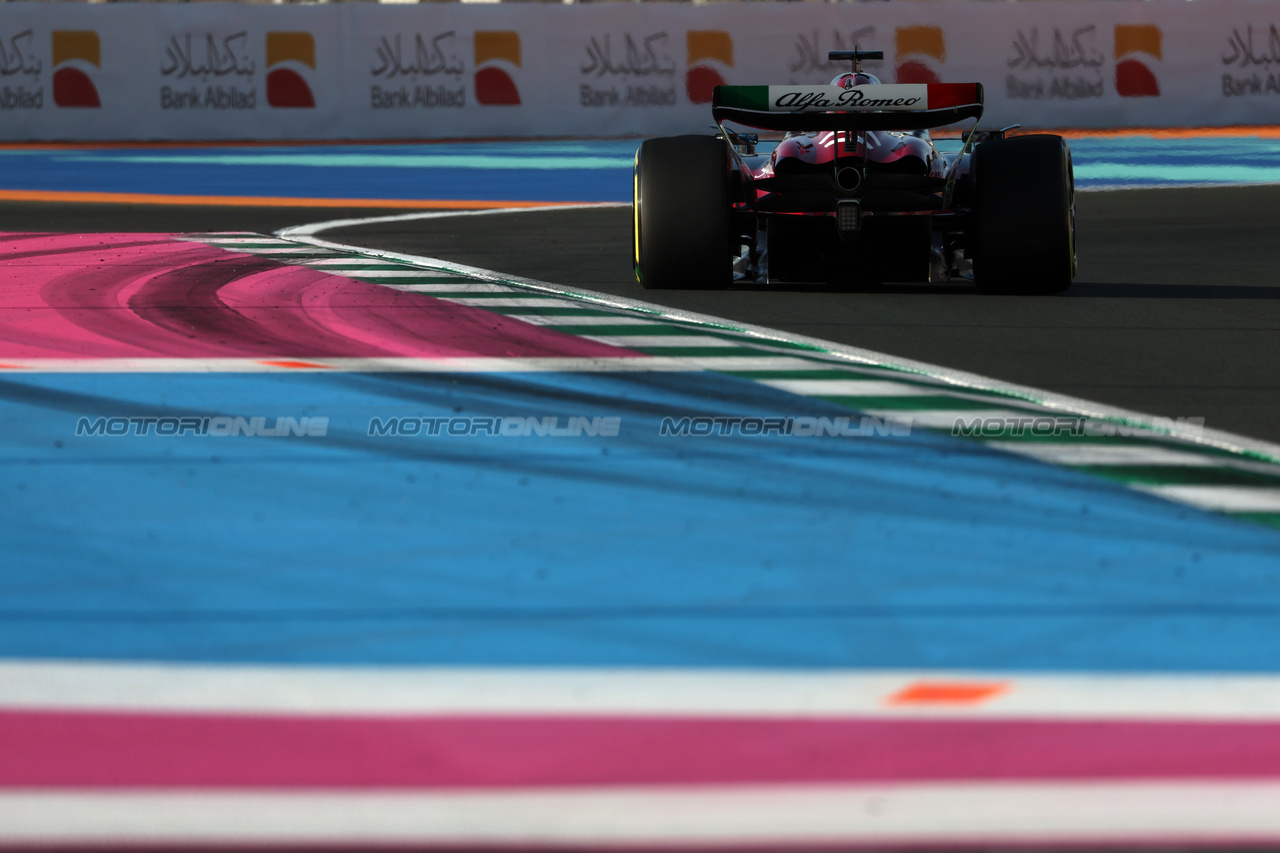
[0, 0, 1277, 141]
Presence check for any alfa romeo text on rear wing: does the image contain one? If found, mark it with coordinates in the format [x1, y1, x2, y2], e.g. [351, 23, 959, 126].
[712, 83, 984, 132]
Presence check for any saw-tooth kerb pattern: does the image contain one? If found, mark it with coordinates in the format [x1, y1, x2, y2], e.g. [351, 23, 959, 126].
[191, 232, 1280, 531]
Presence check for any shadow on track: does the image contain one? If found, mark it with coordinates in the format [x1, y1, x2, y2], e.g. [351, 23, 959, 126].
[1068, 283, 1280, 299]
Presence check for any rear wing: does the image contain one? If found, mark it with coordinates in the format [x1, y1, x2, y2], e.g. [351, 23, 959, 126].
[712, 83, 983, 131]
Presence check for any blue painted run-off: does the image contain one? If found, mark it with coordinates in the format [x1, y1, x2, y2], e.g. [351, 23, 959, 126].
[1, 135, 1278, 201]
[2, 370, 1278, 672]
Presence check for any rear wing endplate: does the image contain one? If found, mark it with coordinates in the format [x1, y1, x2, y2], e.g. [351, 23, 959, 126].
[712, 83, 983, 131]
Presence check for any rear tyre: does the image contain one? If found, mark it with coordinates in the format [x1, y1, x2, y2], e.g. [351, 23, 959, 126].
[633, 135, 732, 289]
[971, 134, 1076, 295]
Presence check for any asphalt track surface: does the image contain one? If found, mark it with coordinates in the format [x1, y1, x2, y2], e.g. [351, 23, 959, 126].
[2, 183, 1278, 448]
[325, 185, 1280, 446]
[6, 183, 1280, 850]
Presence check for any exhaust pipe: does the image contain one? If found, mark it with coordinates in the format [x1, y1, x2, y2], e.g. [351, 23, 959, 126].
[836, 167, 862, 192]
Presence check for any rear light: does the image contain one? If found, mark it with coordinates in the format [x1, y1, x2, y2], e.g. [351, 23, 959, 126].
[836, 200, 861, 234]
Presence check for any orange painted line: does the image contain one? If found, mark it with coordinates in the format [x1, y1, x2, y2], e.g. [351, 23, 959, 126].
[0, 189, 592, 210]
[258, 359, 332, 370]
[886, 681, 1010, 706]
[0, 363, 27, 369]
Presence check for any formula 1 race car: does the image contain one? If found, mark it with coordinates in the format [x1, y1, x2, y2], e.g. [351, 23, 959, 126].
[632, 50, 1075, 294]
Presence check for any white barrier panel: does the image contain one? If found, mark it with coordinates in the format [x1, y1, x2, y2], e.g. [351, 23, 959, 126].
[0, 0, 1277, 141]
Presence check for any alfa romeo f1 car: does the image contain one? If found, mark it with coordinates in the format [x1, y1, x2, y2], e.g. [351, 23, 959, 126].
[632, 50, 1076, 293]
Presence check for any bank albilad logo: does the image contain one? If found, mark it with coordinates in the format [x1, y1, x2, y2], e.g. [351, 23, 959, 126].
[52, 30, 100, 107]
[895, 26, 944, 85]
[475, 31, 520, 105]
[1115, 24, 1160, 97]
[686, 31, 731, 104]
[266, 31, 315, 107]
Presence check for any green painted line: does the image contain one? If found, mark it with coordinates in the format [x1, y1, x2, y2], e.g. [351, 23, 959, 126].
[210, 243, 314, 250]
[308, 263, 418, 271]
[249, 231, 1280, 532]
[966, 431, 1257, 458]
[727, 351, 878, 367]
[243, 253, 346, 261]
[721, 368, 1048, 400]
[1079, 465, 1280, 488]
[538, 324, 671, 335]
[645, 329, 829, 352]
[818, 395, 1042, 412]
[719, 369, 894, 380]
[353, 278, 481, 286]
[715, 368, 973, 385]
[627, 346, 779, 357]
[485, 307, 634, 317]
[437, 292, 568, 300]
[873, 381, 1049, 401]
[706, 336, 828, 352]
[553, 324, 741, 336]
[254, 252, 346, 258]
[1236, 512, 1280, 530]
[963, 429, 1190, 446]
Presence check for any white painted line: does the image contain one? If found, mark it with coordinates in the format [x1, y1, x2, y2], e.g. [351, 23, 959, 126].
[582, 335, 743, 349]
[987, 442, 1224, 467]
[0, 358, 700, 374]
[274, 210, 1280, 467]
[14, 660, 1280, 720]
[277, 203, 628, 239]
[512, 315, 655, 327]
[383, 282, 514, 293]
[189, 237, 301, 245]
[223, 247, 324, 254]
[861, 409, 1034, 431]
[339, 270, 464, 279]
[679, 356, 838, 371]
[5, 783, 1280, 846]
[764, 377, 1059, 413]
[441, 297, 594, 309]
[758, 379, 937, 398]
[1135, 486, 1280, 513]
[300, 259, 414, 267]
